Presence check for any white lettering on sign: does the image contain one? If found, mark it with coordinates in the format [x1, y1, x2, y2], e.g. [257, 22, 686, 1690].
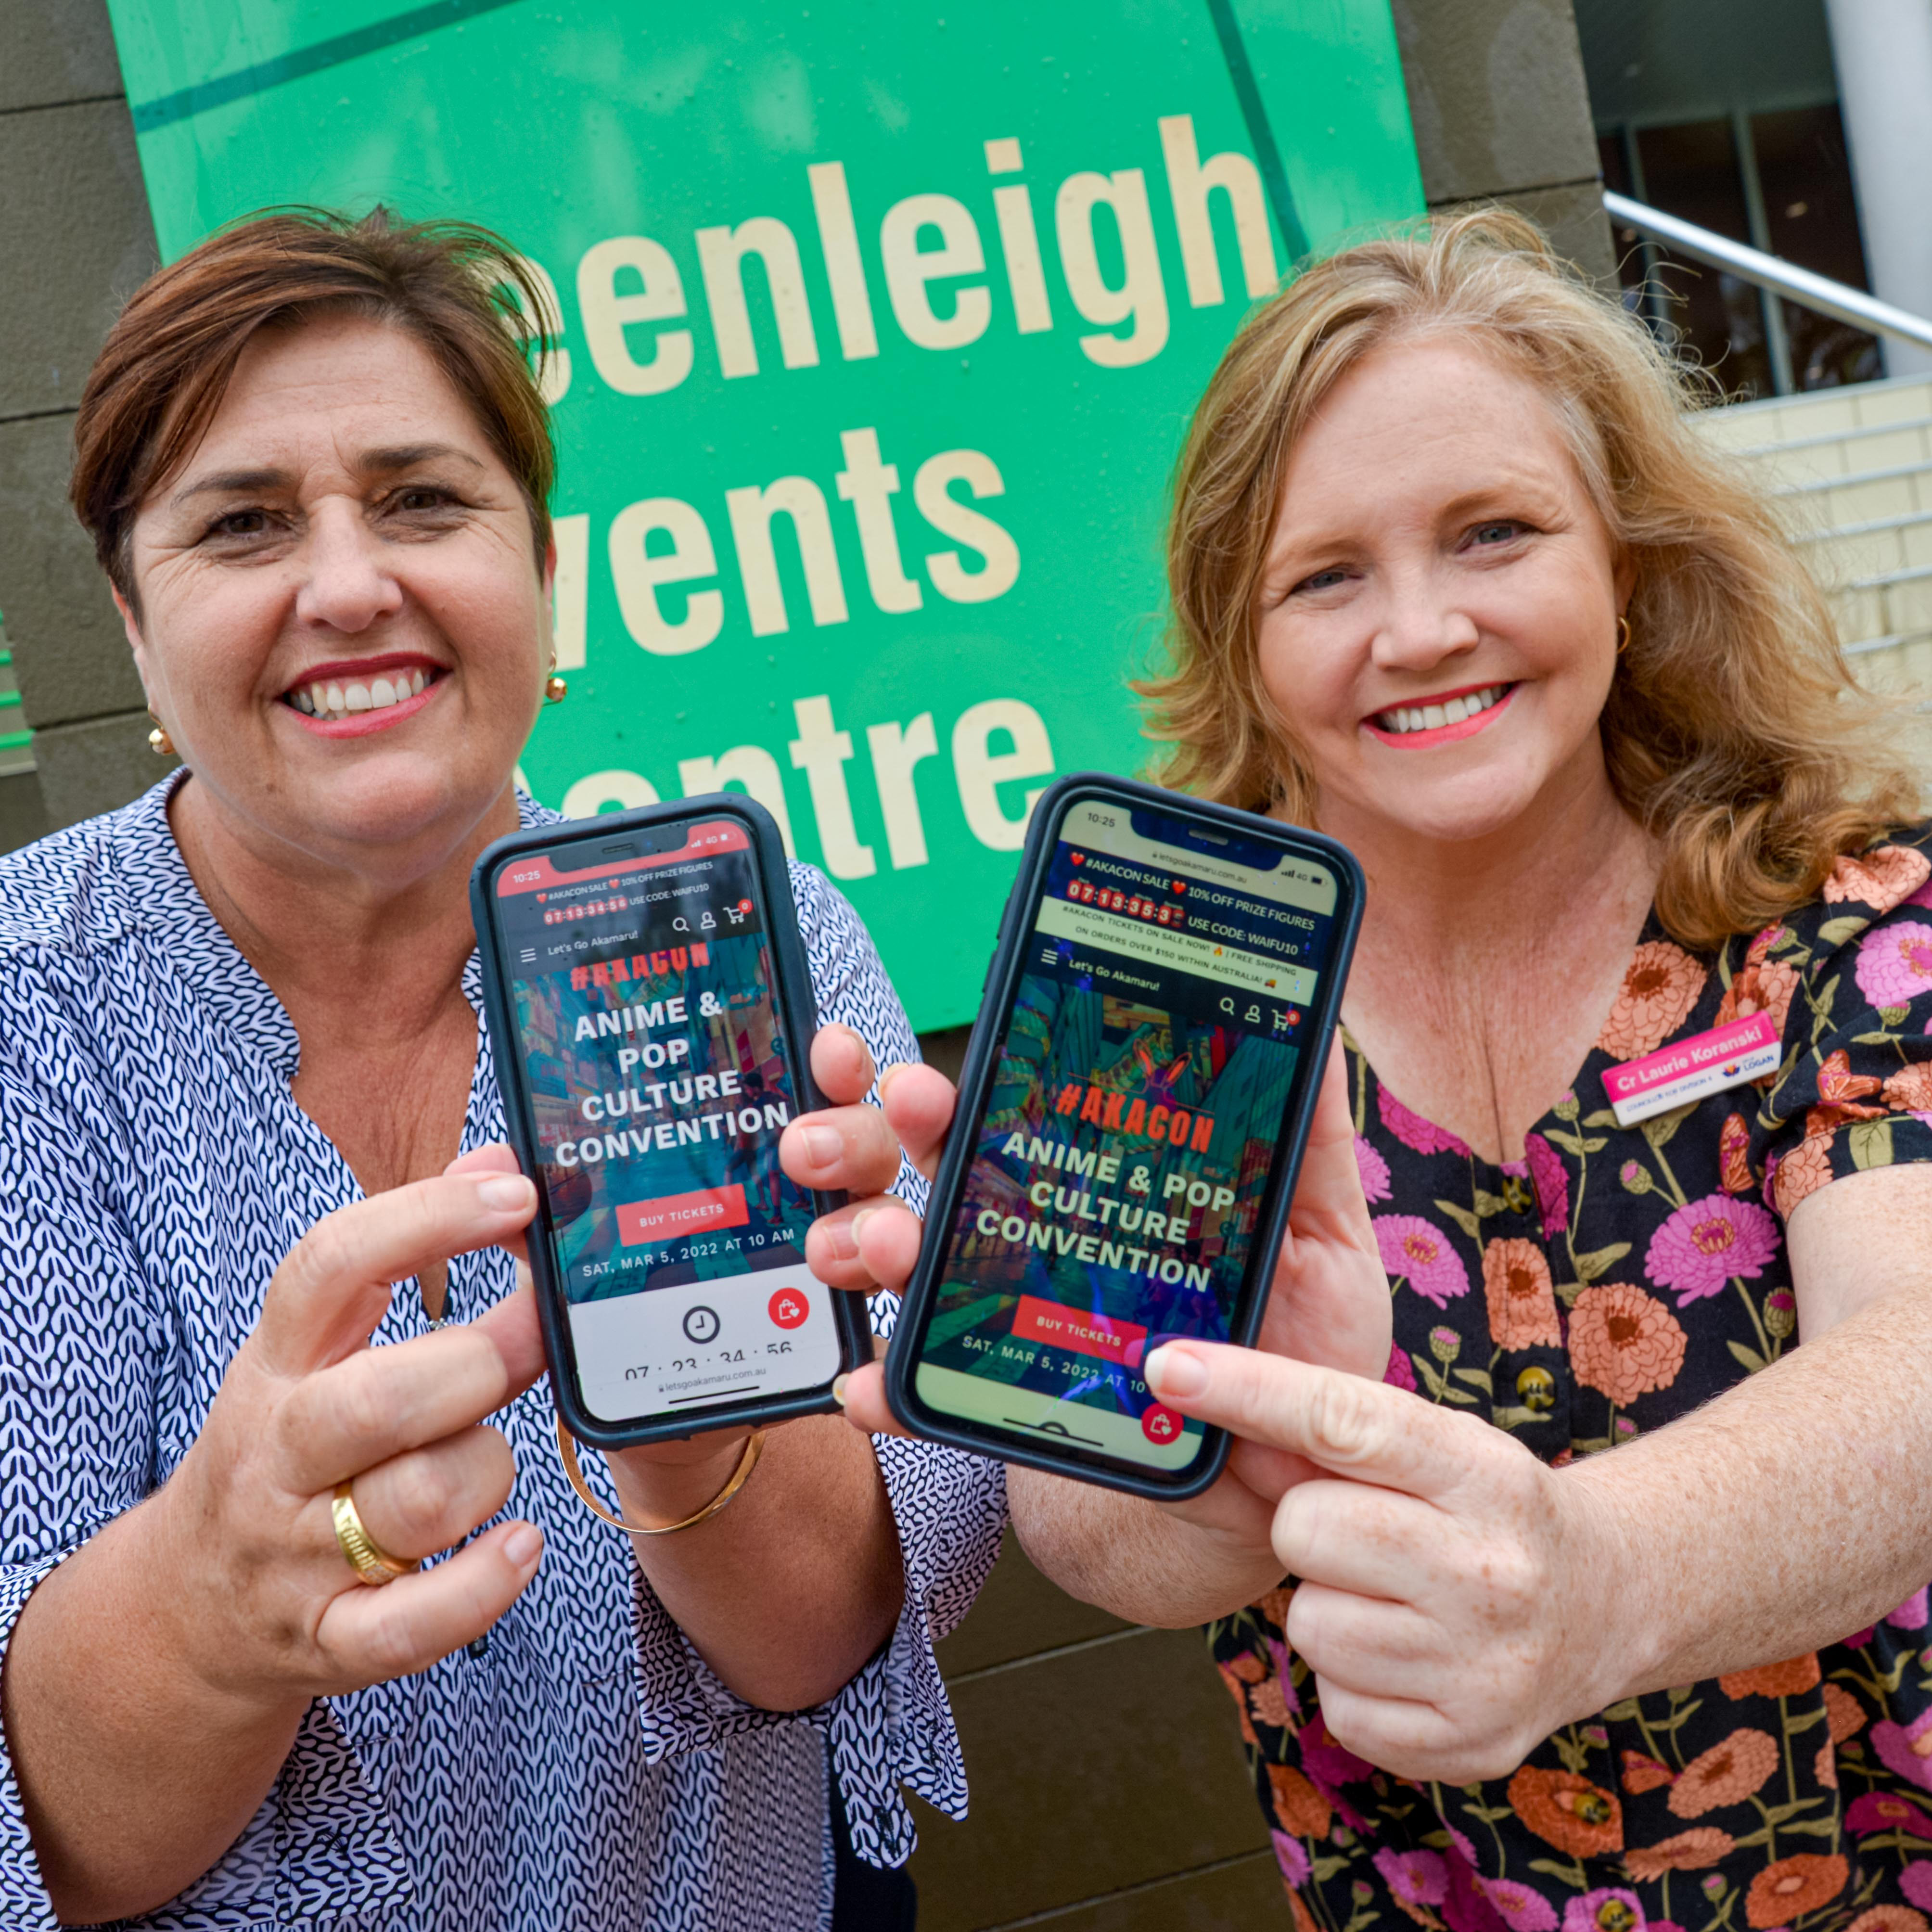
[1158, 114, 1279, 307]
[866, 714, 940, 870]
[1054, 167, 1169, 368]
[576, 236, 693, 396]
[881, 192, 991, 351]
[531, 113, 1262, 395]
[576, 695, 1053, 863]
[914, 449, 1020, 603]
[695, 216, 821, 377]
[836, 428, 923, 615]
[518, 110, 1273, 883]
[807, 160, 880, 360]
[952, 698, 1055, 851]
[608, 499, 724, 656]
[788, 696, 875, 881]
[675, 746, 795, 857]
[725, 475, 850, 635]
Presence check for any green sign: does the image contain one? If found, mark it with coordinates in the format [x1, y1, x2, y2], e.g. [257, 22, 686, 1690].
[106, 0, 1421, 1028]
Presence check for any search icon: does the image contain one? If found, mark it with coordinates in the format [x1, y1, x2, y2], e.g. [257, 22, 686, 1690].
[673, 917, 691, 933]
[1219, 997, 1235, 1015]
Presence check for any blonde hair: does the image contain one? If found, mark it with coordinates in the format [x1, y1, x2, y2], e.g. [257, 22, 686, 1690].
[1139, 206, 1920, 951]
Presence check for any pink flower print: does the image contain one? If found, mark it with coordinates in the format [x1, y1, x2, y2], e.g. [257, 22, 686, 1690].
[1444, 1849, 1510, 1932]
[1376, 1847, 1449, 1921]
[1873, 1708, 1932, 1791]
[1385, 1341, 1419, 1391]
[1379, 1084, 1471, 1156]
[1356, 1133, 1393, 1203]
[1563, 1889, 1645, 1932]
[1475, 1878, 1561, 1932]
[1826, 845, 1932, 912]
[1524, 1132, 1570, 1237]
[1299, 1708, 1374, 1792]
[1856, 921, 1932, 1009]
[1903, 1866, 1932, 1914]
[1375, 1214, 1472, 1306]
[1770, 1136, 1833, 1219]
[1644, 1193, 1781, 1305]
[1891, 1587, 1932, 1630]
[1848, 1793, 1932, 1838]
[1598, 943, 1707, 1060]
[1911, 869, 1932, 910]
[1273, 1830, 1312, 1887]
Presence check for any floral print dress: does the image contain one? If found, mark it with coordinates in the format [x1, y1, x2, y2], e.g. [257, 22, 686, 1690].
[1212, 828, 1932, 1932]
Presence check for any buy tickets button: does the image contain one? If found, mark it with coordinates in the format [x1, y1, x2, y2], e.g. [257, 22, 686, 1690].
[1011, 1293, 1148, 1367]
[616, 1185, 749, 1245]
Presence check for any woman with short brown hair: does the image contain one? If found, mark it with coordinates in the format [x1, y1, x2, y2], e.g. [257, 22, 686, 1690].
[0, 207, 998, 1930]
[832, 208, 1932, 1932]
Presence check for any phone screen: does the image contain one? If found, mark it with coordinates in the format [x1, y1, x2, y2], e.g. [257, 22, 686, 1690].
[911, 795, 1343, 1474]
[491, 817, 837, 1427]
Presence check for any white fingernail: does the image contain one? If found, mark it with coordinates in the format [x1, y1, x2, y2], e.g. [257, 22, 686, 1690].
[1146, 1345, 1207, 1397]
[478, 1176, 532, 1211]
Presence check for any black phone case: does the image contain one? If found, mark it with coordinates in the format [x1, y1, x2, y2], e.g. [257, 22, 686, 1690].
[884, 772, 1365, 1500]
[470, 793, 870, 1449]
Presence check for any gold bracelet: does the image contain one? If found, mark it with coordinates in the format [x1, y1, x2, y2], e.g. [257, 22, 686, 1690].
[554, 1415, 766, 1536]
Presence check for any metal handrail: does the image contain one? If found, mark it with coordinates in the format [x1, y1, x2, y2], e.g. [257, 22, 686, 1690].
[1603, 191, 1932, 354]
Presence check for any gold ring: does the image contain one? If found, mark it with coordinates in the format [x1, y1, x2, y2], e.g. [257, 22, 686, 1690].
[331, 1480, 421, 1587]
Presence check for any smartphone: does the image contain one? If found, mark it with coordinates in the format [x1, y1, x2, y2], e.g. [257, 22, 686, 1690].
[885, 774, 1363, 1498]
[471, 796, 869, 1449]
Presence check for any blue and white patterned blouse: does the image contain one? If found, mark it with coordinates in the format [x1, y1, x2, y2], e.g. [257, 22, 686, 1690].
[0, 775, 1006, 1932]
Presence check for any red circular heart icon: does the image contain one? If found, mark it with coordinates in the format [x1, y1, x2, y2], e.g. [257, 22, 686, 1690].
[1140, 1403, 1184, 1445]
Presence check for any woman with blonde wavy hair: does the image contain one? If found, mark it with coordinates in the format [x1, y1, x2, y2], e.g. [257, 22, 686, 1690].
[829, 207, 1932, 1929]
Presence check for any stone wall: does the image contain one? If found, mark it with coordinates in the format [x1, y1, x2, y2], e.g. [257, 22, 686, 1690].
[0, 0, 161, 845]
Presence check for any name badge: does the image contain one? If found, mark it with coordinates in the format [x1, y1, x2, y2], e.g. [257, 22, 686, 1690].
[1602, 1010, 1782, 1127]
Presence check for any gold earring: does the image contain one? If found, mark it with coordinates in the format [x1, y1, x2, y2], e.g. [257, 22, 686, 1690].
[545, 671, 567, 704]
[1615, 615, 1632, 655]
[147, 710, 175, 757]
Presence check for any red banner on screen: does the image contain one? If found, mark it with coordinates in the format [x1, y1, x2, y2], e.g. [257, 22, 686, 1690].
[616, 1186, 750, 1245]
[1011, 1294, 1149, 1366]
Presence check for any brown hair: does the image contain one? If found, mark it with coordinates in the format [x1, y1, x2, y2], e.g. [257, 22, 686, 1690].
[71, 205, 556, 608]
[1140, 206, 1921, 950]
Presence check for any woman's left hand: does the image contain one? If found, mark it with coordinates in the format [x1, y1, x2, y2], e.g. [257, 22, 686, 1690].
[460, 1051, 909, 1707]
[1140, 1338, 1629, 1783]
[446, 1146, 781, 1521]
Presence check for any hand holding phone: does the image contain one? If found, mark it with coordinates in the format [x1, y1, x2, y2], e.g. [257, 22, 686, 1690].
[883, 776, 1365, 1498]
[471, 798, 869, 1448]
[832, 1046, 1392, 1407]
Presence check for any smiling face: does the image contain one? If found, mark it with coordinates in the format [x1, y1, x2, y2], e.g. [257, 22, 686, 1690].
[1255, 335, 1631, 853]
[122, 310, 550, 879]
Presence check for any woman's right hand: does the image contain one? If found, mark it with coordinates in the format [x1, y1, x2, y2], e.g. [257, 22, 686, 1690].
[144, 1165, 549, 1709]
